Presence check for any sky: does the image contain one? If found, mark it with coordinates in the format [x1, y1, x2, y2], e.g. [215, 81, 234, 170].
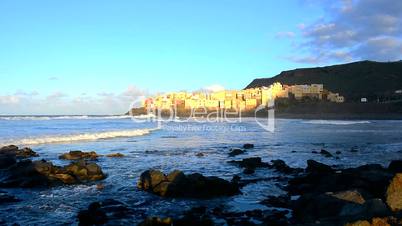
[0, 0, 401, 115]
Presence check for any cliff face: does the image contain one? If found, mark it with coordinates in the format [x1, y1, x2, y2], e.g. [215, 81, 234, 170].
[246, 61, 402, 101]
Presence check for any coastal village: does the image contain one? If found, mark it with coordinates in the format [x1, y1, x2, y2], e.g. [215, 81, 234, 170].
[143, 83, 345, 111]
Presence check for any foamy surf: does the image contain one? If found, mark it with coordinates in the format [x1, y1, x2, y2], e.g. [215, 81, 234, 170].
[0, 128, 158, 146]
[303, 120, 371, 125]
[0, 115, 132, 120]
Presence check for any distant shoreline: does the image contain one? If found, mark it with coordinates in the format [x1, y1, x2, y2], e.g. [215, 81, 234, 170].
[129, 102, 402, 120]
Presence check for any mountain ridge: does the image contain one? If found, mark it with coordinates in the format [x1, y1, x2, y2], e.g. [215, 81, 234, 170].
[246, 60, 402, 101]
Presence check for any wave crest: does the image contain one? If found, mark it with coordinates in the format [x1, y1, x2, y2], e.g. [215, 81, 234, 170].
[303, 120, 371, 125]
[0, 128, 158, 146]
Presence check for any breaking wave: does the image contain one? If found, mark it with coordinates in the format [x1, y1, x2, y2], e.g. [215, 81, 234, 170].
[303, 120, 371, 125]
[0, 115, 132, 120]
[0, 128, 158, 146]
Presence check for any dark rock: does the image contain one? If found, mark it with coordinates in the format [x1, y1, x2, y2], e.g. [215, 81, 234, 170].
[261, 195, 291, 208]
[137, 170, 240, 198]
[288, 161, 393, 198]
[139, 206, 213, 226]
[195, 153, 204, 157]
[312, 151, 318, 154]
[106, 153, 124, 158]
[243, 144, 254, 149]
[59, 151, 99, 160]
[228, 157, 270, 170]
[388, 160, 402, 173]
[271, 159, 302, 174]
[336, 151, 342, 155]
[320, 149, 333, 157]
[292, 193, 360, 223]
[0, 159, 106, 188]
[228, 149, 245, 157]
[0, 145, 38, 158]
[0, 154, 16, 169]
[306, 160, 334, 174]
[78, 202, 108, 226]
[78, 199, 135, 226]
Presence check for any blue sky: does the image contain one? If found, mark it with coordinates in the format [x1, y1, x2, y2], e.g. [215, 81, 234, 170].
[1, 0, 401, 114]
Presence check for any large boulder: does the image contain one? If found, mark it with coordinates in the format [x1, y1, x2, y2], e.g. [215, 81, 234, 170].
[0, 159, 106, 187]
[137, 170, 239, 198]
[59, 151, 99, 160]
[385, 173, 402, 212]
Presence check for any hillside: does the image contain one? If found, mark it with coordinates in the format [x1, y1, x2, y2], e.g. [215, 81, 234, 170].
[246, 60, 402, 101]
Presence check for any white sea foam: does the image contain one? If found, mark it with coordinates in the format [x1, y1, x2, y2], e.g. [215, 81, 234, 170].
[0, 128, 158, 146]
[0, 115, 132, 120]
[303, 120, 371, 125]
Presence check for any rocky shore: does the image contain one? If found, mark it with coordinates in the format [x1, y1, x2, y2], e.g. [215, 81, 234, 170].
[1, 144, 402, 225]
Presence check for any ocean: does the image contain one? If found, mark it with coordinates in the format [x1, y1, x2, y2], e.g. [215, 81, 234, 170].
[1, 116, 402, 225]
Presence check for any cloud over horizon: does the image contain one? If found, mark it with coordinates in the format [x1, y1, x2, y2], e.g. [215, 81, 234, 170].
[287, 0, 402, 64]
[0, 86, 150, 115]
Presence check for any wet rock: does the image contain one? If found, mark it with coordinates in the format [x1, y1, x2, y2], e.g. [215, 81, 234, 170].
[78, 199, 134, 226]
[336, 151, 342, 155]
[328, 190, 365, 204]
[243, 144, 254, 149]
[228, 149, 245, 157]
[59, 151, 99, 160]
[386, 173, 402, 212]
[106, 153, 124, 158]
[0, 191, 20, 204]
[345, 217, 401, 226]
[388, 160, 402, 173]
[195, 153, 205, 157]
[78, 202, 108, 226]
[0, 145, 38, 158]
[320, 149, 333, 157]
[288, 161, 393, 198]
[0, 154, 16, 169]
[138, 207, 214, 226]
[261, 195, 291, 208]
[306, 160, 334, 174]
[312, 151, 318, 154]
[228, 157, 270, 169]
[137, 170, 240, 198]
[271, 159, 302, 174]
[0, 159, 106, 188]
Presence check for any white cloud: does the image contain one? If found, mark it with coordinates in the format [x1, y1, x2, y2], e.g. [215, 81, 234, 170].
[0, 95, 20, 105]
[0, 86, 150, 115]
[203, 84, 225, 93]
[287, 0, 402, 63]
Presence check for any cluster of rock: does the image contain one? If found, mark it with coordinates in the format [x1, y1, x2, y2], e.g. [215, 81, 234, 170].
[1, 159, 106, 187]
[260, 159, 402, 225]
[59, 150, 125, 160]
[0, 145, 106, 188]
[229, 157, 302, 175]
[137, 170, 240, 198]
